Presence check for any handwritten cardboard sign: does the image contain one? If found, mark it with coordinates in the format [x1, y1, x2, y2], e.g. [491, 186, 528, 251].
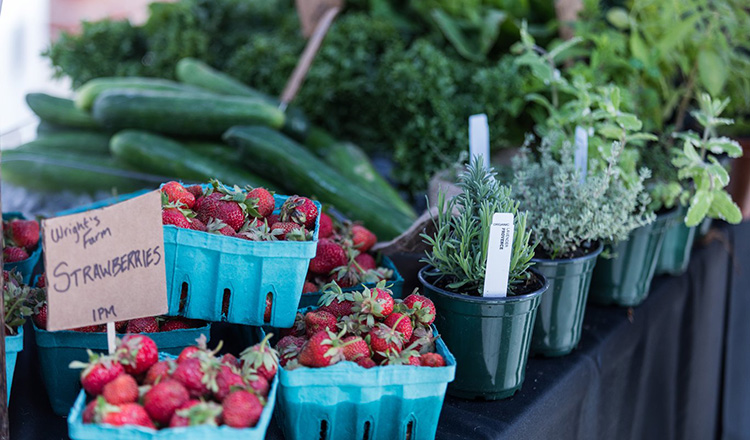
[295, 0, 342, 37]
[42, 191, 167, 331]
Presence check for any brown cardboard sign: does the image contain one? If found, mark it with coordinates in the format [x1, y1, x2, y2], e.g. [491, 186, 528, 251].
[42, 191, 167, 331]
[295, 0, 342, 37]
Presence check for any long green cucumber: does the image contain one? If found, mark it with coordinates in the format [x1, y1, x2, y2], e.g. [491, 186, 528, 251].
[175, 57, 309, 140]
[110, 130, 276, 189]
[305, 127, 416, 220]
[2, 150, 160, 194]
[92, 90, 285, 137]
[18, 132, 112, 156]
[25, 93, 99, 129]
[224, 126, 413, 240]
[75, 77, 205, 111]
[184, 141, 241, 164]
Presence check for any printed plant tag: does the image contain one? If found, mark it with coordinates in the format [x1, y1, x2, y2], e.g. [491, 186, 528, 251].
[42, 191, 167, 331]
[469, 114, 490, 167]
[295, 0, 343, 37]
[483, 213, 514, 297]
[574, 125, 588, 183]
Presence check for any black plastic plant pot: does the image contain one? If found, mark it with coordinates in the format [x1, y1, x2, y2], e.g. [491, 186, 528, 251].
[589, 208, 680, 307]
[530, 243, 603, 357]
[656, 206, 697, 276]
[418, 266, 548, 400]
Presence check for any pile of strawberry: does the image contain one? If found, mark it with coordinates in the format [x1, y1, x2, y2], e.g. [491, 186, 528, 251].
[2, 217, 39, 263]
[30, 273, 204, 333]
[302, 213, 392, 294]
[74, 334, 279, 430]
[277, 282, 446, 369]
[161, 180, 317, 241]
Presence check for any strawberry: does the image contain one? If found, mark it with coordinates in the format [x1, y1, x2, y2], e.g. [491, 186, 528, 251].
[309, 239, 347, 275]
[280, 196, 318, 229]
[265, 214, 280, 226]
[116, 335, 159, 375]
[172, 357, 219, 398]
[100, 401, 155, 428]
[245, 371, 270, 397]
[407, 325, 436, 354]
[206, 218, 237, 237]
[177, 346, 199, 364]
[303, 281, 318, 294]
[162, 208, 192, 228]
[354, 252, 377, 272]
[281, 313, 306, 338]
[115, 320, 128, 333]
[304, 309, 337, 338]
[342, 336, 370, 362]
[143, 379, 190, 425]
[169, 400, 222, 427]
[384, 313, 413, 341]
[125, 317, 159, 334]
[247, 187, 275, 218]
[403, 293, 436, 325]
[36, 273, 46, 288]
[73, 325, 106, 333]
[297, 330, 348, 368]
[270, 221, 303, 240]
[215, 365, 245, 401]
[318, 212, 334, 238]
[70, 351, 124, 396]
[351, 282, 394, 326]
[162, 181, 195, 209]
[82, 400, 98, 424]
[318, 283, 354, 317]
[222, 390, 263, 428]
[176, 334, 214, 363]
[32, 303, 47, 329]
[102, 374, 139, 405]
[220, 353, 239, 368]
[336, 314, 371, 337]
[369, 323, 404, 358]
[239, 333, 279, 381]
[144, 359, 176, 385]
[3, 246, 28, 263]
[351, 225, 376, 252]
[356, 357, 377, 369]
[384, 347, 421, 366]
[276, 335, 306, 367]
[420, 352, 446, 367]
[189, 218, 207, 231]
[7, 219, 39, 249]
[195, 193, 245, 232]
[238, 218, 282, 241]
[160, 318, 200, 332]
[186, 185, 204, 199]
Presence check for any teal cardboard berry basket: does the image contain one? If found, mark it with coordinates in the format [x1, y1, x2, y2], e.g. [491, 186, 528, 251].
[34, 323, 210, 416]
[57, 185, 320, 327]
[5, 328, 23, 404]
[67, 361, 278, 440]
[298, 255, 405, 308]
[3, 213, 42, 284]
[275, 308, 456, 440]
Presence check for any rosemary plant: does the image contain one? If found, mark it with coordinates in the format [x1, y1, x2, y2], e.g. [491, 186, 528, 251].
[421, 157, 535, 296]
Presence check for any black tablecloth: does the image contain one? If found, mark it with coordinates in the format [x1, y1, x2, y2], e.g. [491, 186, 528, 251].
[8, 224, 749, 440]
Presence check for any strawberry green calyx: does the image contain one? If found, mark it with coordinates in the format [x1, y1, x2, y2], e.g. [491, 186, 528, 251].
[318, 282, 352, 307]
[209, 179, 262, 219]
[284, 228, 312, 242]
[238, 219, 281, 241]
[383, 346, 421, 366]
[279, 196, 308, 226]
[175, 401, 223, 427]
[69, 349, 113, 373]
[336, 314, 370, 336]
[240, 333, 279, 377]
[3, 270, 35, 334]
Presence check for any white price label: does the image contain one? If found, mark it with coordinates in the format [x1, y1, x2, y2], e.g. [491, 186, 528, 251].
[483, 213, 514, 297]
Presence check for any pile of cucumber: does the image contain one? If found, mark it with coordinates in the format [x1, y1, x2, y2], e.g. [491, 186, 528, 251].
[8, 59, 416, 239]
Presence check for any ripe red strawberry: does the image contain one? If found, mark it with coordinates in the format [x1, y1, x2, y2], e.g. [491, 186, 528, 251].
[162, 208, 192, 228]
[271, 221, 303, 240]
[403, 293, 436, 325]
[186, 185, 204, 199]
[318, 212, 334, 238]
[144, 359, 176, 385]
[33, 303, 47, 329]
[297, 330, 348, 368]
[276, 335, 306, 367]
[100, 402, 155, 428]
[162, 181, 196, 209]
[169, 400, 222, 427]
[160, 318, 199, 332]
[317, 283, 355, 317]
[215, 365, 245, 401]
[304, 309, 337, 338]
[384, 313, 413, 341]
[342, 336, 370, 362]
[356, 357, 377, 368]
[117, 335, 158, 375]
[220, 353, 239, 368]
[407, 325, 436, 354]
[280, 196, 318, 229]
[309, 239, 347, 275]
[195, 193, 245, 231]
[125, 317, 159, 334]
[102, 374, 139, 405]
[245, 372, 270, 397]
[354, 252, 377, 272]
[82, 400, 97, 424]
[384, 348, 421, 366]
[73, 324, 106, 333]
[206, 218, 237, 237]
[189, 218, 207, 231]
[420, 352, 446, 367]
[36, 273, 46, 288]
[172, 357, 219, 398]
[70, 351, 124, 396]
[143, 379, 190, 425]
[247, 187, 275, 218]
[222, 390, 263, 428]
[369, 323, 404, 357]
[351, 283, 394, 326]
[302, 281, 318, 294]
[265, 214, 279, 226]
[351, 225, 376, 252]
[239, 333, 278, 381]
[7, 219, 39, 249]
[177, 346, 199, 364]
[3, 246, 28, 263]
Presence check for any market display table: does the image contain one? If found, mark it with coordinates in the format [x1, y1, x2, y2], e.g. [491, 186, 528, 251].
[8, 223, 748, 440]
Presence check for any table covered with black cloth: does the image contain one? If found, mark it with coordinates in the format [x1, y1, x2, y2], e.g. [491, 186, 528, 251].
[8, 223, 749, 440]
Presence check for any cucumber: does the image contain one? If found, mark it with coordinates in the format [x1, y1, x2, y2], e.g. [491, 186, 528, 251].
[184, 141, 241, 164]
[175, 57, 309, 140]
[305, 127, 416, 220]
[75, 77, 205, 111]
[224, 126, 414, 240]
[110, 130, 276, 189]
[25, 93, 99, 129]
[2, 150, 159, 194]
[92, 90, 285, 137]
[19, 132, 112, 156]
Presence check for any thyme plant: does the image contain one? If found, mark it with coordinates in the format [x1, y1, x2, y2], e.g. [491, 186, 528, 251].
[421, 157, 535, 296]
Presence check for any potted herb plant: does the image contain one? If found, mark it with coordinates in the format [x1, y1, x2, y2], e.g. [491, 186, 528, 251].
[418, 157, 547, 400]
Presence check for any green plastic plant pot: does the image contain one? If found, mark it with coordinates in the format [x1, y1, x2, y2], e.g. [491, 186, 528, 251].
[656, 206, 697, 276]
[589, 208, 679, 307]
[530, 243, 603, 357]
[418, 266, 548, 400]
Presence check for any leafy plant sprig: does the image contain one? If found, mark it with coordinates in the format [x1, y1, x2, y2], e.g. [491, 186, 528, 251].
[671, 93, 743, 226]
[421, 157, 535, 296]
[4, 270, 37, 335]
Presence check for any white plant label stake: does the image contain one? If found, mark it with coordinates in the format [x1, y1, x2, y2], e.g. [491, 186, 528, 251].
[469, 114, 490, 167]
[483, 213, 515, 297]
[574, 125, 588, 184]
